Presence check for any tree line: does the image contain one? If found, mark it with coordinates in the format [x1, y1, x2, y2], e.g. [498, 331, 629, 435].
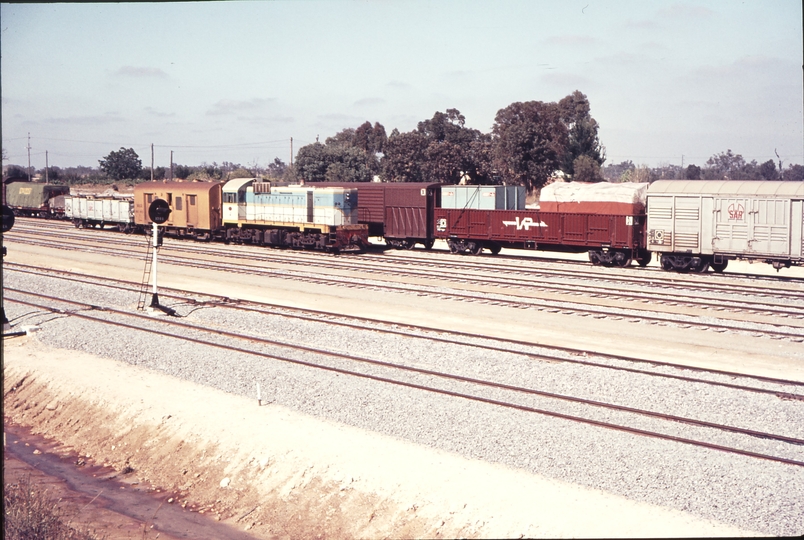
[4, 90, 803, 189]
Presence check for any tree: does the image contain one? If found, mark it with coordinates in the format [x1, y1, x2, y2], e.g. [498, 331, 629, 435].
[758, 159, 777, 180]
[381, 130, 429, 182]
[173, 164, 193, 180]
[99, 147, 142, 181]
[557, 91, 605, 177]
[571, 155, 604, 182]
[4, 165, 28, 182]
[266, 158, 287, 179]
[491, 100, 568, 192]
[685, 164, 702, 179]
[381, 109, 494, 184]
[783, 164, 804, 181]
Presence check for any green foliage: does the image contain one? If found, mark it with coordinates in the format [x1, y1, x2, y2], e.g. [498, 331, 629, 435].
[758, 159, 777, 180]
[98, 147, 142, 181]
[783, 164, 804, 181]
[381, 109, 492, 184]
[491, 100, 568, 191]
[266, 157, 287, 180]
[571, 155, 604, 183]
[295, 122, 385, 183]
[380, 130, 428, 182]
[685, 164, 702, 179]
[558, 90, 605, 177]
[4, 165, 28, 181]
[229, 167, 255, 179]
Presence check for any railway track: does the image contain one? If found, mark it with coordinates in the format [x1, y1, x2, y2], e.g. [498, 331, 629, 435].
[6, 228, 804, 341]
[5, 274, 804, 469]
[7, 262, 804, 394]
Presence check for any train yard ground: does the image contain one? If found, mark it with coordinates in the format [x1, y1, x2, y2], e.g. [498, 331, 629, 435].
[3, 218, 804, 538]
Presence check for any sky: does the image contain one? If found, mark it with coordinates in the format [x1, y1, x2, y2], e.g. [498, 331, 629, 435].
[1, 0, 802, 172]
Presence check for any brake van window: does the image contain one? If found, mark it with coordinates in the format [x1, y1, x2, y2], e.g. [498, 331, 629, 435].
[175, 197, 183, 211]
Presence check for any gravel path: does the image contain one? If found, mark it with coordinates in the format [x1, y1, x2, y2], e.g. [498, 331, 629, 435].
[4, 268, 804, 536]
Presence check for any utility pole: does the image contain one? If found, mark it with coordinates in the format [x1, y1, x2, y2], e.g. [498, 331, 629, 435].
[26, 133, 31, 182]
[170, 150, 174, 181]
[290, 137, 293, 167]
[151, 143, 155, 182]
[45, 151, 49, 183]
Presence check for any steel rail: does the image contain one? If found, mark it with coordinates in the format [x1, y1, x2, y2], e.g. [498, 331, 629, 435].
[6, 235, 804, 341]
[6, 262, 804, 395]
[6, 293, 804, 468]
[7, 219, 804, 304]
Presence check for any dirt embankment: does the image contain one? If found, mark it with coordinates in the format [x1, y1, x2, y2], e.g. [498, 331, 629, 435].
[3, 337, 758, 539]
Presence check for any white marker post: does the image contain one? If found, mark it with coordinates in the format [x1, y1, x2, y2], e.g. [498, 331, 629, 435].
[151, 220, 160, 307]
[146, 199, 175, 315]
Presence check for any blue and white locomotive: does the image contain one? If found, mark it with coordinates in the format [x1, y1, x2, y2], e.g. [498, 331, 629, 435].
[221, 178, 368, 252]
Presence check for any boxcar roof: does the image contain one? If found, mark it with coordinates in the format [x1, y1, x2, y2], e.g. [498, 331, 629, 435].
[649, 180, 804, 197]
[222, 178, 256, 193]
[135, 181, 222, 195]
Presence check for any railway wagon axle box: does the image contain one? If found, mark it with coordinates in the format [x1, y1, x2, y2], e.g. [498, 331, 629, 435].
[134, 181, 223, 235]
[647, 180, 804, 271]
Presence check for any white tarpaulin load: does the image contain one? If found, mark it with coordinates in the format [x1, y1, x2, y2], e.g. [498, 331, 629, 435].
[539, 182, 649, 215]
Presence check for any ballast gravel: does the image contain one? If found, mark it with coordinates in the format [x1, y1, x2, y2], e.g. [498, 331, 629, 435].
[4, 268, 804, 536]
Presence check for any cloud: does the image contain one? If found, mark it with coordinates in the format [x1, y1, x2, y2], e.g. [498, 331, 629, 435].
[206, 98, 276, 116]
[659, 3, 715, 19]
[45, 112, 125, 126]
[624, 19, 660, 30]
[540, 72, 592, 88]
[144, 107, 176, 118]
[354, 97, 386, 107]
[386, 80, 411, 90]
[237, 114, 295, 125]
[114, 66, 169, 79]
[543, 35, 598, 46]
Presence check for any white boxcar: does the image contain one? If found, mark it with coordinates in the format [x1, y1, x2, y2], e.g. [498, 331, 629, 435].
[646, 180, 804, 272]
[64, 195, 135, 231]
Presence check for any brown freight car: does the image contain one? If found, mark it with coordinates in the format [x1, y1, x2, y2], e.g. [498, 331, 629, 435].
[434, 182, 651, 266]
[307, 182, 443, 249]
[134, 181, 223, 239]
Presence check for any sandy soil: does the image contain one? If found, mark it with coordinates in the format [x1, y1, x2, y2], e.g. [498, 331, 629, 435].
[3, 233, 795, 538]
[4, 336, 764, 539]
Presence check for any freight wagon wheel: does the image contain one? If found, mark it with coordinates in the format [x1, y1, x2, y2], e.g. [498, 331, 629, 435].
[691, 258, 710, 273]
[404, 239, 416, 250]
[711, 260, 728, 273]
[588, 251, 602, 266]
[447, 240, 460, 254]
[423, 239, 435, 250]
[489, 244, 501, 255]
[469, 242, 483, 256]
[613, 251, 631, 267]
[636, 250, 652, 267]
